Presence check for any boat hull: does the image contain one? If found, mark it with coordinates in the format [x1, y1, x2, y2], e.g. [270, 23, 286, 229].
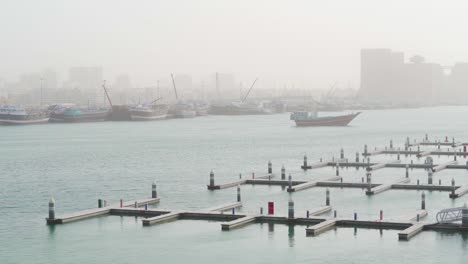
[294, 113, 360, 127]
[50, 111, 109, 123]
[0, 117, 49, 125]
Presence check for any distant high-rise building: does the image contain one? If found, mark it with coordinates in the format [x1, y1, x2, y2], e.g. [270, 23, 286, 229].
[359, 49, 444, 104]
[68, 67, 104, 106]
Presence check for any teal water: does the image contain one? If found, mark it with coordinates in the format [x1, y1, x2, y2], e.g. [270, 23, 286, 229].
[1, 107, 468, 263]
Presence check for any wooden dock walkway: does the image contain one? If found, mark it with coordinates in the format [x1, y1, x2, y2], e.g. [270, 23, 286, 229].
[366, 178, 410, 195]
[47, 198, 160, 224]
[207, 173, 274, 190]
[432, 160, 458, 172]
[221, 216, 257, 231]
[287, 176, 341, 192]
[398, 223, 426, 241]
[306, 219, 337, 236]
[449, 184, 468, 198]
[367, 160, 400, 171]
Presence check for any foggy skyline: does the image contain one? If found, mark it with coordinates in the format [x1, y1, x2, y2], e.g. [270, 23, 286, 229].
[2, 0, 468, 89]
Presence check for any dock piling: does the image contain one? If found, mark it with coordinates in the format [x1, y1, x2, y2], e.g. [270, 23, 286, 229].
[364, 144, 368, 155]
[152, 181, 157, 198]
[48, 197, 55, 221]
[428, 171, 433, 185]
[380, 210, 383, 221]
[451, 178, 456, 197]
[120, 199, 123, 208]
[281, 165, 285, 180]
[303, 155, 308, 169]
[288, 174, 292, 190]
[134, 201, 138, 208]
[334, 210, 337, 218]
[336, 163, 340, 176]
[366, 172, 372, 192]
[260, 207, 263, 215]
[340, 148, 344, 159]
[390, 139, 393, 149]
[326, 188, 330, 206]
[98, 199, 103, 208]
[288, 198, 295, 219]
[237, 185, 241, 202]
[405, 164, 409, 178]
[421, 192, 426, 210]
[268, 161, 272, 174]
[210, 170, 215, 188]
[462, 203, 468, 227]
[354, 212, 357, 220]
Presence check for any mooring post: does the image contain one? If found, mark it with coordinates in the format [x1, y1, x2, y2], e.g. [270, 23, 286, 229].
[237, 185, 241, 202]
[268, 161, 272, 174]
[152, 181, 157, 198]
[380, 210, 383, 221]
[144, 203, 148, 211]
[417, 179, 420, 185]
[397, 151, 400, 161]
[417, 214, 420, 222]
[239, 173, 242, 179]
[306, 210, 310, 218]
[439, 179, 441, 185]
[454, 149, 457, 161]
[288, 198, 295, 219]
[421, 192, 426, 210]
[336, 163, 340, 176]
[438, 143, 441, 149]
[232, 208, 235, 215]
[417, 145, 420, 153]
[364, 144, 368, 155]
[134, 201, 138, 208]
[462, 202, 468, 227]
[48, 197, 55, 221]
[288, 174, 292, 190]
[326, 188, 330, 206]
[390, 139, 393, 149]
[428, 171, 433, 185]
[209, 170, 215, 187]
[366, 172, 372, 192]
[354, 212, 357, 220]
[260, 207, 263, 215]
[425, 133, 428, 141]
[120, 199, 123, 208]
[303, 155, 308, 169]
[355, 152, 359, 162]
[405, 164, 409, 178]
[452, 178, 456, 196]
[340, 148, 344, 159]
[334, 210, 337, 218]
[281, 165, 286, 180]
[98, 199, 103, 208]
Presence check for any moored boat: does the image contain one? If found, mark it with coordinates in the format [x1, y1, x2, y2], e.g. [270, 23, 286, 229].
[0, 105, 49, 125]
[290, 111, 361, 127]
[49, 105, 109, 123]
[130, 104, 169, 121]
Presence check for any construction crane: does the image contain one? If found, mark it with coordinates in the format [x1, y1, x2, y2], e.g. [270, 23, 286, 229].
[241, 78, 258, 102]
[102, 80, 113, 108]
[170, 73, 179, 100]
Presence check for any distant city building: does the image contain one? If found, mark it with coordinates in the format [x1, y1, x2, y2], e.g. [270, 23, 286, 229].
[67, 67, 104, 107]
[358, 49, 468, 105]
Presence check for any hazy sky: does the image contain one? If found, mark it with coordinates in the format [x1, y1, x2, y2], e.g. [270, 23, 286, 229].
[1, 0, 468, 89]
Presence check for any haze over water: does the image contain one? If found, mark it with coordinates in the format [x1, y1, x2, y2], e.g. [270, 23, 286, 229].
[1, 107, 467, 263]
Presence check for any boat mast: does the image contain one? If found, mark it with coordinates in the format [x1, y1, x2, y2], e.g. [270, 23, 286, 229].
[40, 77, 43, 106]
[102, 80, 113, 108]
[241, 78, 258, 102]
[170, 73, 178, 100]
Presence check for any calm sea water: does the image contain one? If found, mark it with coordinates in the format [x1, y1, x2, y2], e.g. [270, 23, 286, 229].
[1, 107, 468, 263]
